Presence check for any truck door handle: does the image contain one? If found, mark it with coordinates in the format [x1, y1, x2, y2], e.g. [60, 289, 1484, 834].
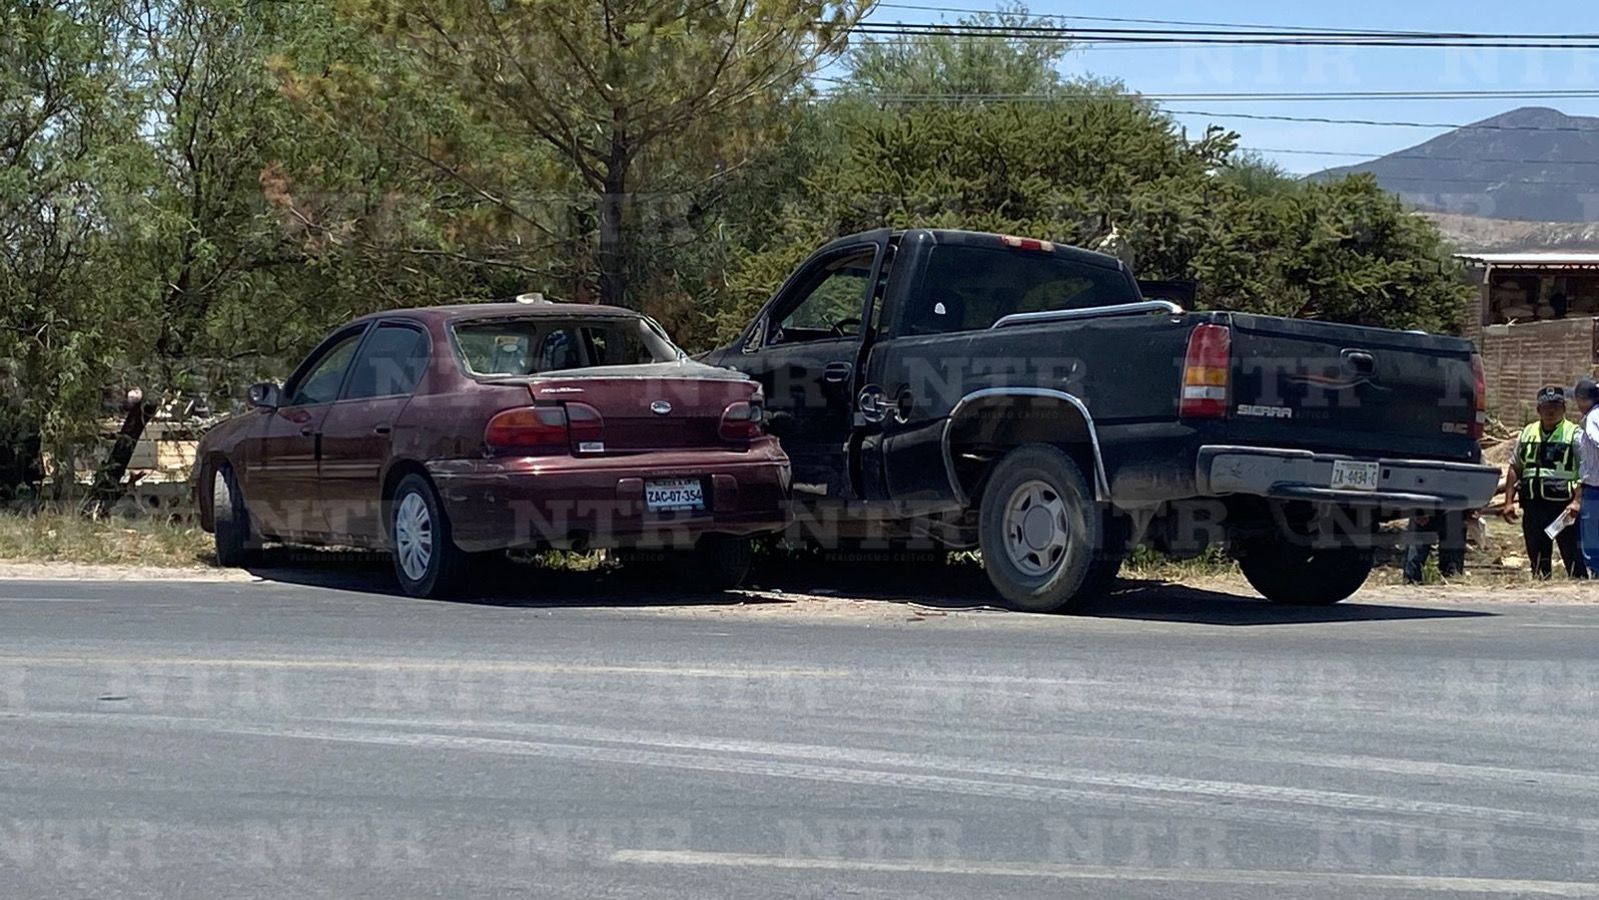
[823, 362, 852, 384]
[1341, 350, 1375, 375]
[373, 424, 392, 435]
[299, 426, 315, 437]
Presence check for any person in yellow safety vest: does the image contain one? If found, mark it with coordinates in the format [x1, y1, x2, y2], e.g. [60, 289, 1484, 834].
[1502, 386, 1588, 579]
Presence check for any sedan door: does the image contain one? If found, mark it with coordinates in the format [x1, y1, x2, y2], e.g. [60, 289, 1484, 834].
[317, 321, 431, 543]
[246, 326, 366, 541]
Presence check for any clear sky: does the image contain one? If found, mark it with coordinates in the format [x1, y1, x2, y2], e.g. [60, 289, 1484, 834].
[858, 0, 1599, 174]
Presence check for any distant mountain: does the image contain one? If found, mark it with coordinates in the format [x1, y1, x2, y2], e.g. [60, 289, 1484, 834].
[1312, 107, 1599, 223]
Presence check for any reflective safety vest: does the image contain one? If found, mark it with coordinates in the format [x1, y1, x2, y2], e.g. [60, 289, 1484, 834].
[1517, 419, 1581, 502]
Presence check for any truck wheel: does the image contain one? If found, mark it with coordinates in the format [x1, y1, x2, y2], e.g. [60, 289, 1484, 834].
[390, 473, 469, 599]
[211, 462, 260, 568]
[977, 444, 1102, 613]
[1238, 546, 1373, 605]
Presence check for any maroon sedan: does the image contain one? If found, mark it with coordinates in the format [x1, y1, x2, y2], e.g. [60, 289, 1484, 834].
[196, 302, 791, 597]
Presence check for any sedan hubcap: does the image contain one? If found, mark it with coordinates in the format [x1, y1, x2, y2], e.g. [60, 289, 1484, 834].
[394, 492, 433, 582]
[1003, 479, 1071, 577]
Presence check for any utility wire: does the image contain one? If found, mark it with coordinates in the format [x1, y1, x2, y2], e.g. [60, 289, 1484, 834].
[817, 95, 1599, 131]
[814, 80, 1599, 102]
[869, 3, 1445, 35]
[845, 22, 1599, 49]
[1243, 147, 1599, 166]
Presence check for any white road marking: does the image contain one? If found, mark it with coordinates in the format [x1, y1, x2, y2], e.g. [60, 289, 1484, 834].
[608, 849, 1599, 896]
[9, 709, 1594, 849]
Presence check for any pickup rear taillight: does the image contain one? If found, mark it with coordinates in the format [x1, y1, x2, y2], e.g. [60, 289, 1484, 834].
[484, 403, 605, 454]
[1180, 323, 1232, 419]
[719, 399, 765, 442]
[1470, 353, 1487, 439]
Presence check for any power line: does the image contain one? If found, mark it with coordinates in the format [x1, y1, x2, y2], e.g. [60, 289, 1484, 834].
[817, 94, 1599, 131]
[869, 3, 1444, 36]
[815, 81, 1599, 103]
[1243, 147, 1599, 166]
[846, 22, 1599, 49]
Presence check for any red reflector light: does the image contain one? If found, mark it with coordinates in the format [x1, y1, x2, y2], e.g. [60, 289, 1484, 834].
[719, 400, 765, 442]
[564, 402, 605, 450]
[484, 405, 583, 453]
[998, 234, 1055, 253]
[1180, 323, 1232, 419]
[1470, 353, 1487, 440]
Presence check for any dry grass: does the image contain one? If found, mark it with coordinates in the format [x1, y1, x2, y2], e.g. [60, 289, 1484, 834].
[0, 511, 214, 568]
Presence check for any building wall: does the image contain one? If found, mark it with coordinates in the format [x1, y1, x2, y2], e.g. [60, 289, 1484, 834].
[1477, 317, 1599, 425]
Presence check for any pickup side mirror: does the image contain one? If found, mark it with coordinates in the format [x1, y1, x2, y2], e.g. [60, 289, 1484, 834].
[247, 382, 281, 409]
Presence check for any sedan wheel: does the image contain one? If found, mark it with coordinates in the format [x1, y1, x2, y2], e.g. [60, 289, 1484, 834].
[211, 462, 258, 568]
[389, 474, 466, 598]
[394, 492, 434, 583]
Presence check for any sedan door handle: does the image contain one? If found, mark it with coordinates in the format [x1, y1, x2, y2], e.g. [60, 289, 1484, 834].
[373, 424, 392, 435]
[299, 426, 315, 437]
[823, 361, 852, 384]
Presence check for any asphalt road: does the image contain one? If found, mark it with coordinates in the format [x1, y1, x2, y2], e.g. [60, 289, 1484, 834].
[2, 564, 1598, 899]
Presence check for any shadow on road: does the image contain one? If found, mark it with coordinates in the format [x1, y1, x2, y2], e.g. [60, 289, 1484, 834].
[748, 560, 1497, 626]
[242, 548, 1495, 625]
[242, 548, 794, 609]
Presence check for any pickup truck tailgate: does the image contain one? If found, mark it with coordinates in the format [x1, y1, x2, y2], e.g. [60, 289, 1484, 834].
[1224, 314, 1481, 462]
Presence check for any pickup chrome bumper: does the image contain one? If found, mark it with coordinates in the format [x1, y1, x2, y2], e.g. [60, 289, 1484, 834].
[1196, 445, 1499, 510]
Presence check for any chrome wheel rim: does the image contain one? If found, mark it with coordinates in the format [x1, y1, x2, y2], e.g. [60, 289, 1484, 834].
[1003, 479, 1071, 577]
[394, 492, 433, 582]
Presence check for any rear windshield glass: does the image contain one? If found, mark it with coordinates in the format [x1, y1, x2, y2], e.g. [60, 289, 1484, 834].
[451, 316, 679, 377]
[905, 246, 1139, 335]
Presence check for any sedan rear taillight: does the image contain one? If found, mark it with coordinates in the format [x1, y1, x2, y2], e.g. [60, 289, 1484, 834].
[719, 399, 765, 442]
[1179, 323, 1232, 419]
[485, 403, 606, 454]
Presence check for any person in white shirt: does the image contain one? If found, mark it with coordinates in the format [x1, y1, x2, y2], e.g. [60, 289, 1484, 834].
[1574, 377, 1599, 577]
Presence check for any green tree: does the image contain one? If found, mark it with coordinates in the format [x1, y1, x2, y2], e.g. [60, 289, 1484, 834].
[0, 0, 144, 482]
[840, 2, 1071, 99]
[346, 0, 866, 309]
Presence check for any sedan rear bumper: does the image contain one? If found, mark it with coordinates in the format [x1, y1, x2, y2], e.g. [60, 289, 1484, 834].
[1196, 445, 1499, 511]
[426, 440, 792, 552]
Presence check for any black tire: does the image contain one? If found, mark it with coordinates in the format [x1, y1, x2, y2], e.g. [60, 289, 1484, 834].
[389, 473, 469, 599]
[678, 535, 755, 591]
[1077, 515, 1129, 599]
[210, 462, 260, 568]
[1237, 545, 1373, 605]
[977, 444, 1103, 613]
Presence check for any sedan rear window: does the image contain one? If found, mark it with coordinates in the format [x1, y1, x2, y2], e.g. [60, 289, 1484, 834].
[451, 317, 679, 377]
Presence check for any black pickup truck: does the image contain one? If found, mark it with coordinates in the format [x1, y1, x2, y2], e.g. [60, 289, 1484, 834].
[703, 229, 1499, 611]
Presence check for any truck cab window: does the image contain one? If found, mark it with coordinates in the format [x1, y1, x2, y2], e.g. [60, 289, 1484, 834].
[769, 251, 874, 345]
[907, 246, 1138, 335]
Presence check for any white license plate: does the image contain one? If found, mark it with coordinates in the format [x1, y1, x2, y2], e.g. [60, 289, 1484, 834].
[1330, 460, 1381, 492]
[645, 478, 705, 512]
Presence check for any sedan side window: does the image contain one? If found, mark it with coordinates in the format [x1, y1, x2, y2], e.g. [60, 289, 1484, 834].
[343, 324, 429, 400]
[285, 332, 362, 407]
